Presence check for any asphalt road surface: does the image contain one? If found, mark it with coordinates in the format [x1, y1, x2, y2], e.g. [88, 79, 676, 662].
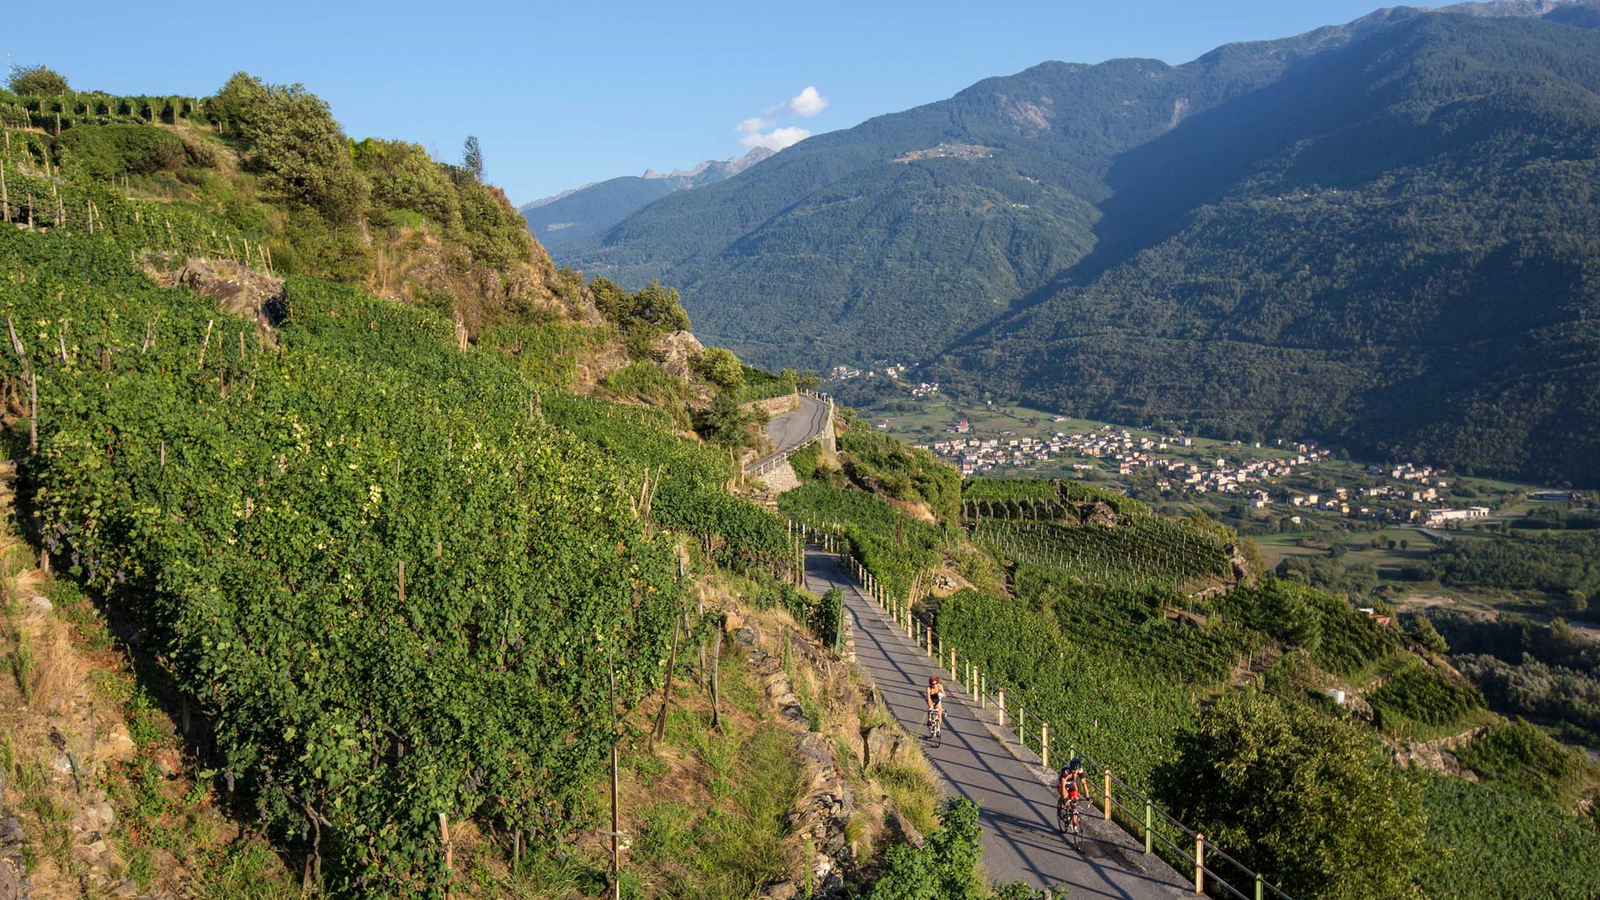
[747, 394, 830, 473]
[804, 548, 1194, 898]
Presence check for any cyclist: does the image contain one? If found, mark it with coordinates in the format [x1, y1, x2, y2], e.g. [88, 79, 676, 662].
[1057, 757, 1085, 819]
[925, 676, 946, 731]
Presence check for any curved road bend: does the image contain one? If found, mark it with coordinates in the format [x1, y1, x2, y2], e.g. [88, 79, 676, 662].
[747, 394, 830, 474]
[804, 549, 1193, 898]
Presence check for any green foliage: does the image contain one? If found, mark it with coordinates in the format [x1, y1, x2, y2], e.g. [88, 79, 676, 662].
[8, 64, 69, 96]
[0, 229, 686, 893]
[692, 392, 759, 449]
[864, 798, 988, 900]
[1366, 662, 1485, 733]
[778, 482, 944, 602]
[1408, 615, 1449, 655]
[351, 138, 459, 227]
[838, 428, 960, 522]
[461, 135, 483, 182]
[591, 277, 692, 359]
[1417, 775, 1600, 900]
[1455, 654, 1600, 748]
[739, 365, 797, 404]
[747, 584, 844, 648]
[1431, 531, 1600, 602]
[211, 73, 368, 224]
[1217, 579, 1324, 652]
[1152, 694, 1426, 900]
[54, 123, 186, 180]
[694, 346, 744, 392]
[1453, 719, 1597, 807]
[971, 517, 1229, 591]
[936, 587, 1196, 787]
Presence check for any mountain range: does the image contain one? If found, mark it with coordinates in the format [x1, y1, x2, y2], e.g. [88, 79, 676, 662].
[519, 146, 773, 250]
[542, 1, 1600, 486]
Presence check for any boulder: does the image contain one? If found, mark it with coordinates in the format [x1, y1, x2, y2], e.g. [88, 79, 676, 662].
[862, 724, 900, 769]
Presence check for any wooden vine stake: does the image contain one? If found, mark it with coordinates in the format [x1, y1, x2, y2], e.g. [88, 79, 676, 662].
[650, 617, 682, 748]
[710, 618, 724, 732]
[608, 664, 622, 900]
[438, 813, 453, 900]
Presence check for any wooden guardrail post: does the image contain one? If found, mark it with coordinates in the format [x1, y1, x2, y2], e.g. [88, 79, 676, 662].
[1195, 834, 1205, 894]
[1255, 873, 1265, 900]
[1144, 800, 1154, 854]
[1040, 722, 1050, 768]
[1104, 769, 1113, 819]
[996, 689, 1005, 726]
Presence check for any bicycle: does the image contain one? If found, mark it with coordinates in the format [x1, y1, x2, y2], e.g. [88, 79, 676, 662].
[1057, 796, 1083, 851]
[925, 705, 942, 745]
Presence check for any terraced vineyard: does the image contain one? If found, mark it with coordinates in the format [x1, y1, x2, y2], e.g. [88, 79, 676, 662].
[970, 518, 1230, 591]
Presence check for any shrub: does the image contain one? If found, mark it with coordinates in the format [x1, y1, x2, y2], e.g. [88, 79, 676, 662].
[8, 64, 69, 96]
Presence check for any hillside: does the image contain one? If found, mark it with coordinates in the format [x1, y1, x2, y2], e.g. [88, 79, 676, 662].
[521, 147, 773, 251]
[556, 2, 1600, 487]
[0, 70, 998, 900]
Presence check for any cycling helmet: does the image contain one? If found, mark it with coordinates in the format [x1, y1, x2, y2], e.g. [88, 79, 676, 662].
[1067, 757, 1083, 773]
[928, 676, 940, 685]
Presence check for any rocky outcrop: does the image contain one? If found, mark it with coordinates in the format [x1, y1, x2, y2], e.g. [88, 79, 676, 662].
[144, 254, 286, 331]
[0, 814, 31, 900]
[1080, 501, 1120, 527]
[1389, 725, 1487, 780]
[650, 330, 704, 380]
[1224, 543, 1255, 584]
[728, 618, 858, 900]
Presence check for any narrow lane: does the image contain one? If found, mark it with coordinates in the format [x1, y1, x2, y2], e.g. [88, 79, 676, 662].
[746, 394, 829, 474]
[804, 549, 1193, 898]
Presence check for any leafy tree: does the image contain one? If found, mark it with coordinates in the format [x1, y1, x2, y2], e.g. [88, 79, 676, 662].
[1152, 694, 1425, 900]
[695, 347, 745, 392]
[8, 63, 69, 95]
[1409, 616, 1449, 655]
[462, 135, 484, 182]
[209, 72, 368, 224]
[693, 392, 756, 449]
[352, 138, 459, 226]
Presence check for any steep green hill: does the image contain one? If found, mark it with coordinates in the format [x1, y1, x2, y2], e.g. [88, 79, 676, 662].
[558, 3, 1600, 486]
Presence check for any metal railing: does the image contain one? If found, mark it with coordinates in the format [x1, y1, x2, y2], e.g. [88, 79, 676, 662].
[798, 528, 1294, 900]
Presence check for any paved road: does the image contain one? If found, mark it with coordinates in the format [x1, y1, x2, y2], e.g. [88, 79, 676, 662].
[747, 394, 829, 474]
[804, 549, 1193, 898]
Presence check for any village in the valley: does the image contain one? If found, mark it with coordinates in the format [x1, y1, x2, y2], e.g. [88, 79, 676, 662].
[920, 423, 1500, 524]
[830, 365, 1586, 528]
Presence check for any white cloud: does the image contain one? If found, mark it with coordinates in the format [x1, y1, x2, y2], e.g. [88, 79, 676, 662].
[739, 126, 811, 151]
[784, 86, 827, 117]
[735, 116, 770, 137]
[731, 87, 825, 154]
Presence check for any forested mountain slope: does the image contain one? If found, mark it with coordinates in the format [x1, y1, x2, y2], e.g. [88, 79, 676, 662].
[939, 10, 1600, 486]
[559, 2, 1600, 486]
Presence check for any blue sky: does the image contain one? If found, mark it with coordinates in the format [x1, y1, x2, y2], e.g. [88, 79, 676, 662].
[12, 0, 1391, 203]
